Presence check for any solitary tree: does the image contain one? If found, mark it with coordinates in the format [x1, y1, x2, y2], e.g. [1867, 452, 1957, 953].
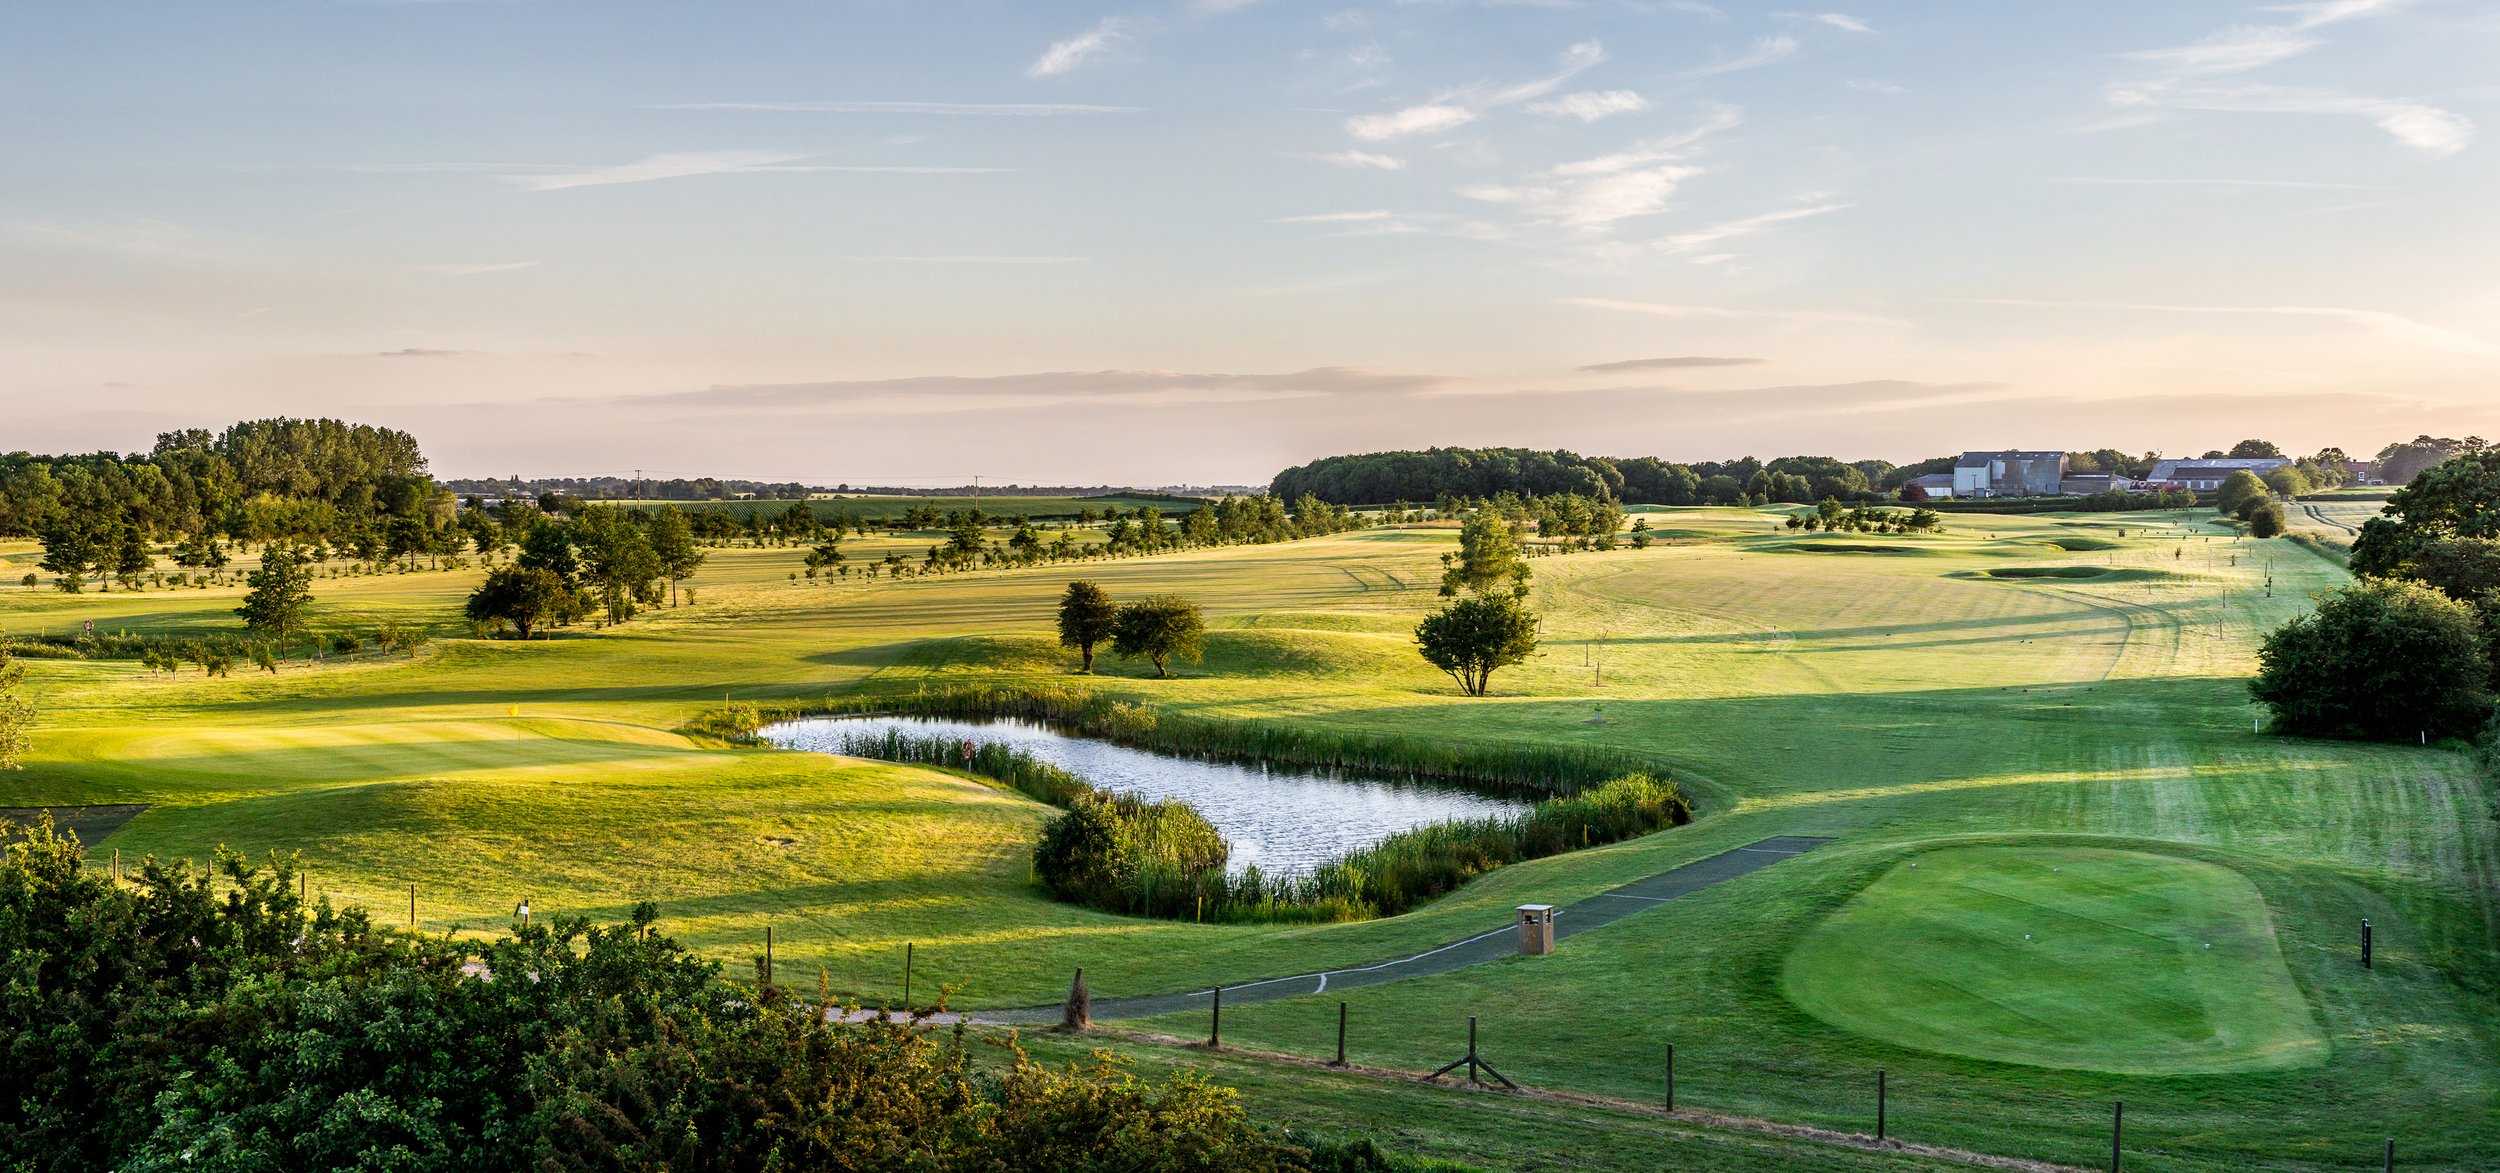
[2250, 579, 2491, 740]
[2248, 502, 2287, 538]
[235, 543, 315, 651]
[2216, 470, 2270, 519]
[1440, 509, 1530, 598]
[647, 508, 705, 605]
[465, 566, 570, 639]
[1056, 580, 1118, 673]
[0, 643, 31, 769]
[1415, 594, 1540, 697]
[1110, 595, 1205, 678]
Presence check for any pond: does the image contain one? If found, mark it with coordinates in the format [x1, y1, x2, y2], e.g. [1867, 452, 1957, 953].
[762, 715, 1532, 877]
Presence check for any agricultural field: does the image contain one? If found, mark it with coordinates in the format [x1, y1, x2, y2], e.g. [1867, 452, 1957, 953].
[612, 493, 1211, 524]
[5, 501, 2494, 1171]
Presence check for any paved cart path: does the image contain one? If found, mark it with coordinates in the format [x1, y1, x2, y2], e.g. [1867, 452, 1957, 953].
[968, 835, 1832, 1026]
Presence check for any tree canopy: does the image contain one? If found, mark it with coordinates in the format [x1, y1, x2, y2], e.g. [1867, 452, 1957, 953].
[1056, 580, 1118, 672]
[465, 566, 572, 639]
[2249, 579, 2492, 741]
[2352, 450, 2500, 577]
[1440, 509, 1531, 598]
[1414, 594, 1540, 697]
[233, 542, 315, 648]
[1110, 596, 1206, 678]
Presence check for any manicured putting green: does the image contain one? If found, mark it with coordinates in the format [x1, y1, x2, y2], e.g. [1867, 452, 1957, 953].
[1782, 844, 2327, 1075]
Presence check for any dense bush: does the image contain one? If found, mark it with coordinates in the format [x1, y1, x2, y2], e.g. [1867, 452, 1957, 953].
[0, 816, 1391, 1173]
[2250, 579, 2493, 740]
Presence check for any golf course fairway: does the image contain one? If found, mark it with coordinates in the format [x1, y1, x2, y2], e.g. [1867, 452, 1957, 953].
[1782, 842, 2328, 1074]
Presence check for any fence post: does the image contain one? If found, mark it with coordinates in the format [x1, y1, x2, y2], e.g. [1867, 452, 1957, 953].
[2385, 1137, 2395, 1172]
[764, 926, 774, 986]
[1467, 1016, 1479, 1083]
[1877, 1069, 1887, 1142]
[2111, 1101, 2123, 1173]
[1210, 985, 1222, 1048]
[1665, 1042, 1674, 1111]
[904, 943, 914, 1010]
[1334, 1001, 1347, 1066]
[2363, 919, 2374, 969]
[408, 883, 416, 930]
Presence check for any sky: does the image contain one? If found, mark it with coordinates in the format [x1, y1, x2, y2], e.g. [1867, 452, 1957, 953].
[3, 0, 2497, 486]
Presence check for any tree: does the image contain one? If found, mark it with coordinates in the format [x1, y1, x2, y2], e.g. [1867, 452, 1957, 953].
[1110, 595, 1205, 677]
[647, 507, 705, 605]
[0, 643, 31, 769]
[2229, 439, 2284, 459]
[1414, 594, 1540, 697]
[1056, 580, 1118, 672]
[2250, 579, 2491, 740]
[2352, 450, 2500, 577]
[111, 524, 153, 590]
[2248, 502, 2286, 538]
[1439, 509, 1530, 598]
[2262, 467, 2312, 499]
[234, 543, 315, 649]
[465, 566, 570, 639]
[2216, 470, 2270, 518]
[2399, 537, 2500, 601]
[37, 519, 100, 594]
[1899, 482, 1929, 503]
[803, 540, 844, 578]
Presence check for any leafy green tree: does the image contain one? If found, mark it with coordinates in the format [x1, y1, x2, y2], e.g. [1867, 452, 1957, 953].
[2262, 467, 2312, 499]
[2229, 438, 2283, 459]
[516, 518, 580, 583]
[465, 565, 570, 638]
[111, 524, 152, 589]
[0, 643, 31, 769]
[37, 519, 100, 594]
[2215, 469, 2270, 518]
[1057, 580, 1118, 672]
[647, 507, 705, 604]
[234, 542, 314, 649]
[2352, 450, 2500, 577]
[1439, 509, 1530, 598]
[2250, 579, 2491, 740]
[2400, 537, 2500, 601]
[2248, 502, 2286, 538]
[804, 539, 845, 577]
[1414, 594, 1539, 697]
[1110, 595, 1205, 678]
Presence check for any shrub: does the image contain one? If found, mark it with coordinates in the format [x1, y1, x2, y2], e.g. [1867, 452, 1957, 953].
[0, 817, 1345, 1173]
[2251, 579, 2492, 740]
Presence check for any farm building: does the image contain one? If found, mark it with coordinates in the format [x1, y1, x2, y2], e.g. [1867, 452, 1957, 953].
[2143, 457, 2288, 491]
[1905, 473, 1956, 499]
[1952, 451, 2068, 498]
[2059, 473, 2135, 496]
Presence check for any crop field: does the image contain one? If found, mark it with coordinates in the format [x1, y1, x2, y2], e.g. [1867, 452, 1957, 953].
[4, 501, 2494, 1171]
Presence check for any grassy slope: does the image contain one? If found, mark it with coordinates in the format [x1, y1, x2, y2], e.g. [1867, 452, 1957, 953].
[3, 505, 2495, 1170]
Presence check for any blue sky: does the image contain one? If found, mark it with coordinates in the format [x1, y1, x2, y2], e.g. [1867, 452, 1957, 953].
[4, 0, 2495, 484]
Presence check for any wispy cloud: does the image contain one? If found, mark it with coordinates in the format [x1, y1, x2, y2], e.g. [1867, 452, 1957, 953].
[1847, 79, 1905, 94]
[1346, 39, 1605, 141]
[1312, 149, 1406, 170]
[1347, 104, 1478, 140]
[1780, 12, 1873, 33]
[829, 255, 1088, 264]
[2052, 176, 2381, 190]
[1565, 297, 1912, 328]
[1970, 298, 2500, 356]
[1460, 105, 1741, 232]
[1661, 202, 1850, 254]
[507, 152, 1010, 191]
[657, 100, 1142, 115]
[1029, 17, 1131, 78]
[627, 367, 1450, 410]
[1527, 90, 1649, 122]
[2103, 2, 2471, 156]
[378, 348, 466, 358]
[1683, 36, 1799, 78]
[1268, 210, 1396, 223]
[1578, 356, 1766, 372]
[418, 261, 539, 276]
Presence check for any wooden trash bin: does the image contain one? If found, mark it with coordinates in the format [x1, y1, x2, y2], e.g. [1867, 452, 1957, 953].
[1517, 904, 1556, 955]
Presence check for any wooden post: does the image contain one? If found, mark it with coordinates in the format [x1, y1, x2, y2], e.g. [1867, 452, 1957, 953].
[2363, 919, 2374, 969]
[1877, 1069, 1887, 1141]
[764, 926, 774, 986]
[1334, 1001, 1347, 1066]
[1209, 985, 1222, 1048]
[904, 943, 914, 1010]
[409, 883, 416, 930]
[2111, 1101, 2123, 1173]
[2385, 1137, 2395, 1172]
[1664, 1042, 1674, 1111]
[1467, 1017, 1479, 1083]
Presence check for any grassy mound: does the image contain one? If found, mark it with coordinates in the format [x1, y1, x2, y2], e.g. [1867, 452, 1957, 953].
[2044, 536, 2122, 551]
[1983, 566, 2111, 579]
[1781, 844, 2327, 1074]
